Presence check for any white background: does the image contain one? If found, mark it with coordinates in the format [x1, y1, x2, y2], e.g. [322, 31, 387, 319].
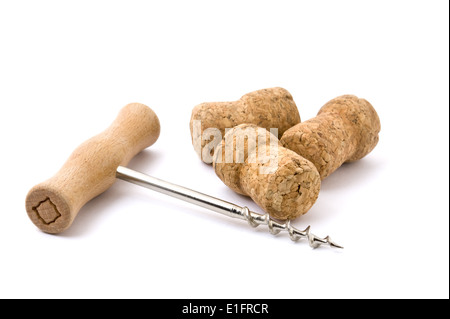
[0, 1, 448, 299]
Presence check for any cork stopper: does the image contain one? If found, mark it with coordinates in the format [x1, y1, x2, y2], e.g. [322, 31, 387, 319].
[190, 87, 301, 163]
[280, 95, 381, 179]
[213, 124, 321, 220]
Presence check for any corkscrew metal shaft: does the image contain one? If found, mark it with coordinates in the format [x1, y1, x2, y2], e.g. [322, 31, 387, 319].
[116, 166, 343, 249]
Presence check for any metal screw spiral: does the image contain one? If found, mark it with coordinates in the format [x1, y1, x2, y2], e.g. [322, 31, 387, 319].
[242, 207, 343, 249]
[117, 167, 343, 249]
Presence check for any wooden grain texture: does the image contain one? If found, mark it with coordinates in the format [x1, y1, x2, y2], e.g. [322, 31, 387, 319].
[280, 95, 381, 179]
[213, 124, 320, 220]
[25, 103, 160, 233]
[190, 87, 301, 163]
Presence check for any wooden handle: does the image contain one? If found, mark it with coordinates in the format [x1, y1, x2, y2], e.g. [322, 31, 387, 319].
[25, 103, 160, 233]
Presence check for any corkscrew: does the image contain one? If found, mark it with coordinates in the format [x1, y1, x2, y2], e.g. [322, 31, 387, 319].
[116, 166, 343, 249]
[25, 103, 342, 249]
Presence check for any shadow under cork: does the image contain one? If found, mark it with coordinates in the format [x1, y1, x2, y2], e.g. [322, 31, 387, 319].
[319, 156, 386, 193]
[293, 155, 387, 227]
[58, 150, 163, 237]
